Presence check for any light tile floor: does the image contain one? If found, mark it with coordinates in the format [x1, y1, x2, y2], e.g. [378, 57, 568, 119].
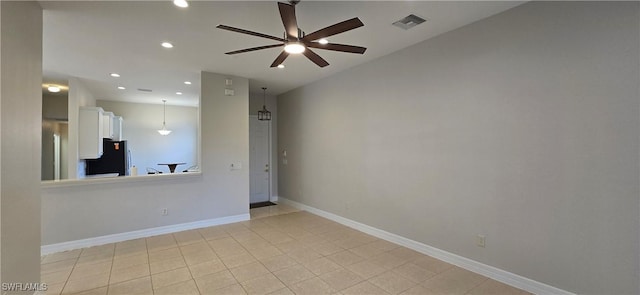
[41, 204, 530, 295]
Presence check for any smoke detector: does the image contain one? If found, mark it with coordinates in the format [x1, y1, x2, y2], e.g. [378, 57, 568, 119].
[392, 14, 427, 30]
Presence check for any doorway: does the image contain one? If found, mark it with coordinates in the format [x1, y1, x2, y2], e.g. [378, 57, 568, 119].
[42, 120, 68, 181]
[249, 116, 271, 204]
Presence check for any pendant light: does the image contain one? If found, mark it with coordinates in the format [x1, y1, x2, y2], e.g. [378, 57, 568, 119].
[157, 99, 172, 135]
[258, 87, 272, 121]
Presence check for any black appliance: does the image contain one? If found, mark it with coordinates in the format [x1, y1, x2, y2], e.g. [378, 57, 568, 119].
[86, 139, 129, 176]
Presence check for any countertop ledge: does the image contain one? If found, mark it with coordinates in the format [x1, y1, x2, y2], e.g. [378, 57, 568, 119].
[41, 172, 203, 189]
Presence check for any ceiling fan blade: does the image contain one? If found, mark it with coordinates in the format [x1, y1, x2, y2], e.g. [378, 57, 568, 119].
[225, 44, 284, 55]
[278, 2, 299, 40]
[302, 48, 329, 67]
[270, 51, 290, 67]
[302, 17, 364, 42]
[217, 24, 285, 42]
[306, 42, 366, 54]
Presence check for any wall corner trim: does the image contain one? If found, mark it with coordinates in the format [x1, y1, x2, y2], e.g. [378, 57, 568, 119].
[41, 213, 250, 255]
[278, 197, 574, 295]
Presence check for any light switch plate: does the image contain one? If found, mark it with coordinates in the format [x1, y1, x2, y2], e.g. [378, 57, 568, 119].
[224, 88, 234, 96]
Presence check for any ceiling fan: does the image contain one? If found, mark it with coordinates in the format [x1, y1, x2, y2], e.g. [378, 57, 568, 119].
[216, 1, 366, 68]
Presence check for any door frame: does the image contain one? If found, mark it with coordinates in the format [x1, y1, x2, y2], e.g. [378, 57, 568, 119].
[249, 115, 272, 203]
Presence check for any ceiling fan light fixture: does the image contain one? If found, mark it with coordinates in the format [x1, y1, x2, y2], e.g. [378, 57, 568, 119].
[277, 64, 285, 69]
[318, 38, 329, 45]
[284, 42, 305, 54]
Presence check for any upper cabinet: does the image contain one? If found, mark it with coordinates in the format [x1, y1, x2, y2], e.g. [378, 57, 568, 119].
[113, 116, 123, 141]
[102, 112, 114, 139]
[79, 108, 124, 159]
[79, 107, 104, 159]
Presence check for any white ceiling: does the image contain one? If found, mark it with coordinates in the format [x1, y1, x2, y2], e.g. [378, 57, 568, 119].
[41, 1, 524, 106]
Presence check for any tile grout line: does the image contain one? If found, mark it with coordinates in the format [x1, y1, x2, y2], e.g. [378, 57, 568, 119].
[463, 276, 491, 295]
[105, 245, 116, 295]
[178, 230, 206, 294]
[58, 250, 81, 295]
[241, 224, 293, 294]
[145, 238, 155, 295]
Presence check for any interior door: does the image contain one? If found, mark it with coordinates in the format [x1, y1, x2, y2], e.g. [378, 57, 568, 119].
[250, 116, 270, 204]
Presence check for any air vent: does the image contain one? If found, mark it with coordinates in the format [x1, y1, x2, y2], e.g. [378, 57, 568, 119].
[137, 88, 152, 92]
[392, 14, 427, 30]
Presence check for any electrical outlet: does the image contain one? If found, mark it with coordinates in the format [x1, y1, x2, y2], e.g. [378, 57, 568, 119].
[161, 208, 168, 216]
[476, 235, 486, 248]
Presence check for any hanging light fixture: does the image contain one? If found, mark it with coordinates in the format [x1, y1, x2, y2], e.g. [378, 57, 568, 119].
[157, 99, 172, 135]
[258, 87, 272, 121]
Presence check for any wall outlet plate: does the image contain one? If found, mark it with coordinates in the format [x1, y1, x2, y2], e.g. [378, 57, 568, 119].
[476, 235, 486, 248]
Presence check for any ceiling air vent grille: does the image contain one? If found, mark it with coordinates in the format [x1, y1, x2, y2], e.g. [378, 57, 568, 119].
[392, 14, 427, 30]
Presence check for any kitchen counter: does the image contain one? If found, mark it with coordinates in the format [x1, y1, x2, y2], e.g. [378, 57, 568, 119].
[41, 171, 202, 189]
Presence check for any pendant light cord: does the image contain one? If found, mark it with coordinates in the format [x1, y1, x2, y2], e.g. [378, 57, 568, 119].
[262, 87, 267, 108]
[163, 99, 167, 125]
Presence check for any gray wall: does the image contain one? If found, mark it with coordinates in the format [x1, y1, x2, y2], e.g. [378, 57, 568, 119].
[42, 72, 250, 245]
[277, 2, 639, 294]
[43, 93, 68, 120]
[97, 100, 198, 174]
[0, 0, 42, 287]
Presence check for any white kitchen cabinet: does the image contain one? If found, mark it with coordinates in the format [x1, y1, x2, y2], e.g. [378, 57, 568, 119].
[79, 107, 104, 159]
[112, 116, 123, 141]
[102, 112, 114, 139]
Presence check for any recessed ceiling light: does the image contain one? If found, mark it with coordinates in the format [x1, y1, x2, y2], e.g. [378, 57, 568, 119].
[184, 81, 192, 85]
[277, 64, 285, 69]
[117, 86, 126, 90]
[48, 86, 61, 93]
[161, 42, 174, 48]
[176, 92, 182, 95]
[110, 73, 120, 77]
[318, 39, 329, 45]
[173, 0, 188, 8]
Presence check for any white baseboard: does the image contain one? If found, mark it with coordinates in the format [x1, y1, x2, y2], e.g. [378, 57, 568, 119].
[41, 213, 250, 255]
[278, 197, 573, 295]
[270, 195, 279, 202]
